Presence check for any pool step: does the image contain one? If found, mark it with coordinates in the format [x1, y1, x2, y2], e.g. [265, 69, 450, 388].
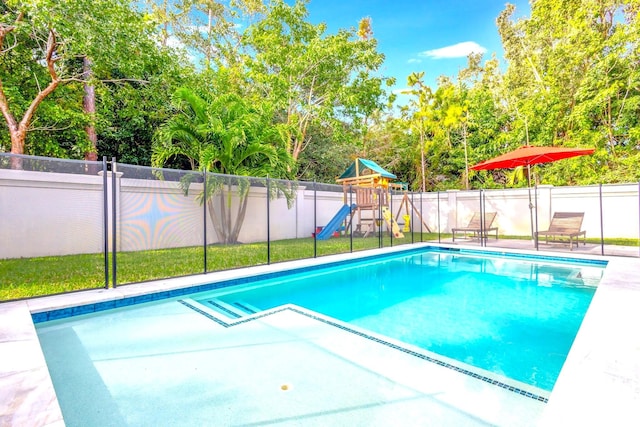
[232, 301, 261, 314]
[203, 299, 261, 319]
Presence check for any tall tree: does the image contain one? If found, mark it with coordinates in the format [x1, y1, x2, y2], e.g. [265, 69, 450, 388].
[365, 113, 417, 188]
[401, 72, 433, 192]
[152, 77, 293, 243]
[242, 0, 391, 174]
[497, 0, 640, 183]
[143, 0, 264, 68]
[82, 57, 97, 161]
[95, 57, 193, 167]
[457, 53, 511, 189]
[0, 0, 164, 162]
[144, 0, 189, 48]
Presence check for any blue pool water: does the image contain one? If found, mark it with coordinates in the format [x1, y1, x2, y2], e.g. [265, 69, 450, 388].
[196, 250, 603, 391]
[35, 248, 605, 425]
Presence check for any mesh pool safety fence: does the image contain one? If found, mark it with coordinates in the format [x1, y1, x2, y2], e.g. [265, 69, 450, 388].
[1, 152, 639, 300]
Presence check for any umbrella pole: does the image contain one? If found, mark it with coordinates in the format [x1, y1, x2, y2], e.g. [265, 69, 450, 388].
[527, 164, 535, 246]
[534, 184, 539, 250]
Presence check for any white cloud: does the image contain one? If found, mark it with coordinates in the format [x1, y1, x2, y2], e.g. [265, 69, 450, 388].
[407, 58, 422, 64]
[419, 41, 487, 59]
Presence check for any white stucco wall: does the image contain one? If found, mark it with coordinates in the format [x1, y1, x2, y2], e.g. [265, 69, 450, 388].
[118, 177, 207, 251]
[441, 184, 640, 238]
[0, 169, 104, 258]
[1, 166, 638, 259]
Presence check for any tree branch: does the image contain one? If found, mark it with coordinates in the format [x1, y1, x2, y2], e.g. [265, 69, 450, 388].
[28, 122, 75, 132]
[615, 74, 633, 126]
[101, 78, 150, 85]
[44, 29, 59, 80]
[0, 11, 24, 47]
[61, 77, 150, 85]
[18, 29, 61, 133]
[0, 81, 18, 132]
[0, 32, 18, 55]
[0, 12, 24, 131]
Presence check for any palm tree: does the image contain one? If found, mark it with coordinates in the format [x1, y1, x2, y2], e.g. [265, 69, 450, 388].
[152, 86, 293, 244]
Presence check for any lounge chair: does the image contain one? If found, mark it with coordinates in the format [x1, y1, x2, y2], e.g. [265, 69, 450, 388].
[452, 212, 498, 242]
[535, 212, 586, 250]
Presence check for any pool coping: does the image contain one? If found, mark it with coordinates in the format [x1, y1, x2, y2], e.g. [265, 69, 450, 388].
[2, 242, 640, 426]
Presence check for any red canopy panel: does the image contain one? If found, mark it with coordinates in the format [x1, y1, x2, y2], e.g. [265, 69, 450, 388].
[471, 145, 596, 171]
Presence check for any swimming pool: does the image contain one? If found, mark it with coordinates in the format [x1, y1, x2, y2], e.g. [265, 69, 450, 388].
[191, 249, 603, 391]
[34, 247, 606, 425]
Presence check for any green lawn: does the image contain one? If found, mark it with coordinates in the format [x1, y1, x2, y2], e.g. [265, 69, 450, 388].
[0, 233, 439, 301]
[3, 232, 636, 301]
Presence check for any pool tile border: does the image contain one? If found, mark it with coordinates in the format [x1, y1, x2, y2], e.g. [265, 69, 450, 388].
[178, 299, 549, 403]
[439, 246, 608, 266]
[31, 245, 605, 324]
[32, 247, 435, 323]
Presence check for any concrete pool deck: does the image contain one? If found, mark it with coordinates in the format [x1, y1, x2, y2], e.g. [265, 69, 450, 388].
[1, 243, 640, 426]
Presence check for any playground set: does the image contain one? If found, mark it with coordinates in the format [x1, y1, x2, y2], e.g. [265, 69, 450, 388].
[315, 158, 430, 240]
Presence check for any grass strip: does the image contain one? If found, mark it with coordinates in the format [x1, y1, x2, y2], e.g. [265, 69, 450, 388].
[0, 233, 436, 300]
[2, 232, 636, 301]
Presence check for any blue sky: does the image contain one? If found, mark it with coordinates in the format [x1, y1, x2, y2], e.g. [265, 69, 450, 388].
[302, 0, 531, 97]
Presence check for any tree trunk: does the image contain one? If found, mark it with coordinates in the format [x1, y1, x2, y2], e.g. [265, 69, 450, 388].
[0, 27, 61, 169]
[1, 79, 28, 168]
[463, 123, 469, 190]
[229, 189, 250, 243]
[218, 188, 229, 243]
[207, 198, 225, 244]
[9, 126, 27, 169]
[207, 183, 249, 245]
[83, 57, 98, 162]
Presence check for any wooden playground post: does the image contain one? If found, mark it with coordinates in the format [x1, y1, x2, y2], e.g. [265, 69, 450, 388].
[394, 191, 432, 233]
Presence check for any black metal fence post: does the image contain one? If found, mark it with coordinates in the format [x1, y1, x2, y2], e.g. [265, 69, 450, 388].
[102, 157, 109, 289]
[313, 181, 317, 258]
[479, 189, 484, 247]
[390, 189, 394, 247]
[599, 184, 605, 256]
[267, 177, 271, 264]
[111, 157, 117, 288]
[349, 184, 353, 253]
[378, 188, 383, 248]
[420, 191, 424, 243]
[203, 171, 207, 273]
[436, 191, 442, 243]
[411, 191, 415, 244]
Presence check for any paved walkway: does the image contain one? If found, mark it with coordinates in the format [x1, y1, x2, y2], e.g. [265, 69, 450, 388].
[438, 236, 639, 258]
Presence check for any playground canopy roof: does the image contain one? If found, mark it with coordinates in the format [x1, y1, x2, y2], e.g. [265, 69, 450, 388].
[338, 158, 397, 180]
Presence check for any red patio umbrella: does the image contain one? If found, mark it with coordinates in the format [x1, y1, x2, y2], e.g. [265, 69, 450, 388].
[471, 145, 595, 245]
[471, 145, 595, 174]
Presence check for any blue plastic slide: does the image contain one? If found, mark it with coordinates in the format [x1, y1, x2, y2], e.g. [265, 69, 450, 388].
[316, 204, 357, 240]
